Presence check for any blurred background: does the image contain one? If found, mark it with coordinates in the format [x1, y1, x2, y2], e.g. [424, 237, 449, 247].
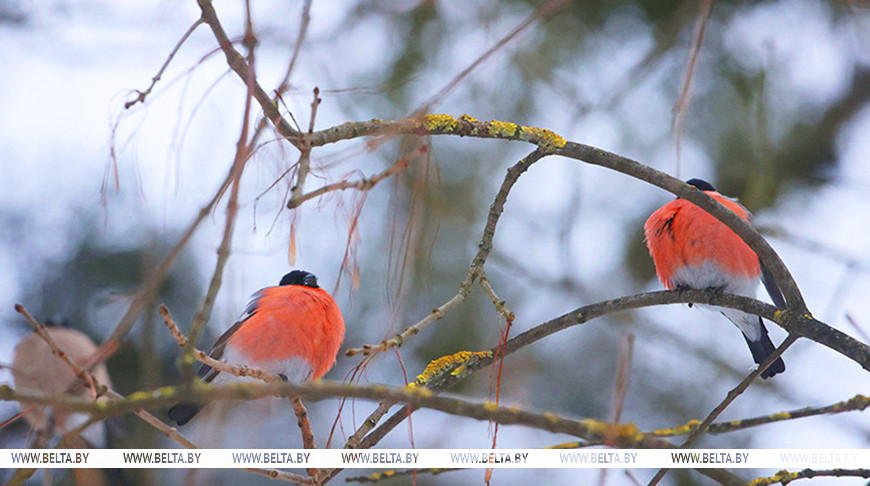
[1, 0, 869, 484]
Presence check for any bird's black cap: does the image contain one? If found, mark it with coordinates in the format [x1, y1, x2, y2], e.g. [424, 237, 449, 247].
[686, 178, 716, 192]
[279, 270, 319, 288]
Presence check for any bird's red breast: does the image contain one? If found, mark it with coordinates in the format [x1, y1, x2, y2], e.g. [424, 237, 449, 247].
[226, 285, 345, 380]
[644, 190, 760, 289]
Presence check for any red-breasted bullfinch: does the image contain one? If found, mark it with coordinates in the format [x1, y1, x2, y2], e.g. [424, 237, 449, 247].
[12, 320, 113, 447]
[644, 178, 786, 378]
[168, 270, 345, 426]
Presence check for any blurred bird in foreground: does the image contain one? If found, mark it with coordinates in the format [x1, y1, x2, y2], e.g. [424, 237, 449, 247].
[644, 178, 786, 378]
[168, 270, 346, 426]
[12, 319, 113, 447]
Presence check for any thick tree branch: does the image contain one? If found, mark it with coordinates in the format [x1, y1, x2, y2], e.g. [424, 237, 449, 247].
[0, 381, 668, 445]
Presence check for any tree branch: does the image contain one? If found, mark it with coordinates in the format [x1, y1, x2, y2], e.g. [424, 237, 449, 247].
[301, 115, 806, 315]
[124, 18, 205, 109]
[650, 392, 870, 437]
[196, 0, 301, 146]
[751, 468, 870, 485]
[352, 288, 866, 479]
[346, 148, 547, 357]
[647, 334, 799, 486]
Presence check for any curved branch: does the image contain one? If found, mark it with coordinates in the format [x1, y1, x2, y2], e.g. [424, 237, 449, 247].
[491, 289, 868, 370]
[303, 115, 806, 314]
[558, 141, 806, 313]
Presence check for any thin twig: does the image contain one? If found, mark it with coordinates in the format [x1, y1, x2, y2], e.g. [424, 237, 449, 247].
[680, 334, 799, 448]
[276, 0, 312, 96]
[125, 18, 205, 109]
[479, 270, 514, 486]
[345, 285, 471, 357]
[286, 145, 421, 210]
[89, 165, 240, 376]
[671, 0, 713, 175]
[160, 305, 282, 384]
[246, 0, 312, 164]
[13, 305, 102, 399]
[646, 334, 799, 486]
[650, 392, 870, 437]
[162, 304, 316, 484]
[346, 149, 546, 357]
[419, 0, 571, 110]
[185, 6, 258, 356]
[308, 87, 321, 134]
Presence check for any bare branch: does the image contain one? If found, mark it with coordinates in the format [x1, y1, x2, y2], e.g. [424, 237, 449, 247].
[671, 0, 713, 172]
[345, 283, 471, 357]
[91, 164, 240, 374]
[646, 334, 799, 486]
[419, 0, 570, 110]
[13, 305, 103, 399]
[650, 392, 870, 437]
[346, 148, 547, 357]
[125, 18, 205, 109]
[186, 5, 258, 355]
[196, 0, 302, 145]
[276, 0, 313, 97]
[286, 145, 422, 210]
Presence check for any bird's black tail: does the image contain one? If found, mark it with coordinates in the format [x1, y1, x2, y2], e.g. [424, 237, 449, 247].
[743, 317, 785, 379]
[167, 403, 201, 426]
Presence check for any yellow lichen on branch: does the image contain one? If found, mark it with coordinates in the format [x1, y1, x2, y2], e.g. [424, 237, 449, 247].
[487, 120, 520, 138]
[423, 114, 461, 132]
[408, 350, 493, 388]
[518, 125, 566, 152]
[581, 418, 643, 446]
[312, 114, 568, 154]
[651, 419, 701, 437]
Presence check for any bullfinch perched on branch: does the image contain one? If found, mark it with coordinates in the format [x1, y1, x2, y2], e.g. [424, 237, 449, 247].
[12, 320, 113, 447]
[644, 178, 786, 378]
[168, 270, 345, 426]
